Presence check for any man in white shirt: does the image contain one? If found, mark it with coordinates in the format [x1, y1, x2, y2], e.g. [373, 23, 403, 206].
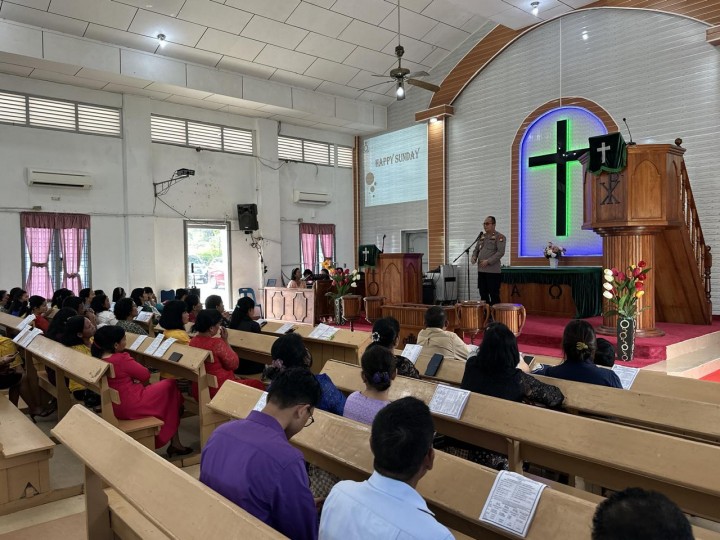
[319, 397, 454, 540]
[417, 306, 469, 361]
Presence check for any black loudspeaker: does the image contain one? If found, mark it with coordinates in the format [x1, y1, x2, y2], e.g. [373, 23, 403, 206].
[237, 203, 259, 232]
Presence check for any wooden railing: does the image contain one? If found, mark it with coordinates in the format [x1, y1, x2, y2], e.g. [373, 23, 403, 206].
[679, 156, 712, 308]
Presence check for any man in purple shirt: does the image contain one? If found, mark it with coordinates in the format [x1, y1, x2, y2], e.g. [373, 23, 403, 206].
[200, 368, 321, 540]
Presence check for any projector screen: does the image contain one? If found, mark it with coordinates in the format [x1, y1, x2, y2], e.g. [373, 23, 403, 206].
[362, 124, 427, 207]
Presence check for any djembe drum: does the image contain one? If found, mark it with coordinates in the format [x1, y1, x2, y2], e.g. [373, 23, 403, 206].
[341, 295, 362, 331]
[491, 303, 526, 336]
[457, 301, 490, 343]
[363, 296, 385, 323]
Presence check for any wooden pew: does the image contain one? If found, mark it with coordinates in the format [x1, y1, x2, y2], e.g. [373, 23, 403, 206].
[321, 360, 720, 522]
[261, 323, 371, 367]
[533, 355, 720, 406]
[0, 394, 54, 514]
[124, 333, 222, 449]
[22, 335, 162, 449]
[207, 381, 599, 540]
[531, 373, 720, 445]
[0, 312, 23, 337]
[51, 405, 285, 540]
[405, 351, 720, 446]
[225, 328, 275, 367]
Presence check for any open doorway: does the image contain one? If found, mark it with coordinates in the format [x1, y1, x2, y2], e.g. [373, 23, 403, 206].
[401, 229, 428, 273]
[185, 222, 231, 309]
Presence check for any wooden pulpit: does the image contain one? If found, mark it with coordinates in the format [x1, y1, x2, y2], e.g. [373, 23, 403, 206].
[365, 253, 423, 305]
[582, 142, 712, 336]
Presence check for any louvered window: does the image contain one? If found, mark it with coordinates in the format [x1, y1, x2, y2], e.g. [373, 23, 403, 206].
[278, 136, 303, 161]
[0, 90, 121, 136]
[336, 146, 353, 168]
[151, 115, 254, 155]
[278, 136, 352, 168]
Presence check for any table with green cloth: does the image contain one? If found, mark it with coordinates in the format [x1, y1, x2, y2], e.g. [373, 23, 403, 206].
[500, 266, 603, 318]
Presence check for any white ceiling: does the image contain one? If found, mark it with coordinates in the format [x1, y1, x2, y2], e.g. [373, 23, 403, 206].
[0, 0, 595, 133]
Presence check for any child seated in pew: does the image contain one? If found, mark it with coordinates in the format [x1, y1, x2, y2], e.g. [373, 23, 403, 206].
[114, 298, 148, 336]
[189, 309, 265, 401]
[592, 487, 694, 540]
[456, 322, 564, 470]
[343, 345, 396, 425]
[264, 332, 346, 416]
[371, 317, 421, 379]
[19, 295, 50, 332]
[533, 320, 622, 388]
[92, 325, 191, 457]
[228, 296, 265, 376]
[61, 315, 101, 408]
[91, 293, 118, 328]
[594, 338, 616, 368]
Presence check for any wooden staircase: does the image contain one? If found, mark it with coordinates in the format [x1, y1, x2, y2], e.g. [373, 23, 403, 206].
[655, 159, 712, 325]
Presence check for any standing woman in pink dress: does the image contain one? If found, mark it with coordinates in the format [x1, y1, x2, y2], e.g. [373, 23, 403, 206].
[189, 309, 265, 401]
[91, 325, 191, 457]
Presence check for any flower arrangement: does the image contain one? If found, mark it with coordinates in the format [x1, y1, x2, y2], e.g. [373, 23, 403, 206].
[602, 261, 651, 318]
[544, 242, 566, 259]
[322, 259, 361, 301]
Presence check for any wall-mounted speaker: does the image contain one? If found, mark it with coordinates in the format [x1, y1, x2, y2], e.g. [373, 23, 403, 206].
[237, 203, 259, 232]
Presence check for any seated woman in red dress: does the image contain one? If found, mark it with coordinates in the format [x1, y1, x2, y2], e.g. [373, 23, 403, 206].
[91, 325, 191, 457]
[189, 309, 264, 400]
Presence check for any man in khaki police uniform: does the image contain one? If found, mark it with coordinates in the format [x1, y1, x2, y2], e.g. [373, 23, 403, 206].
[470, 216, 505, 305]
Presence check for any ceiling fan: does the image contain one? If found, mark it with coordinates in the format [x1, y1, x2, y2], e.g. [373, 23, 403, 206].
[361, 1, 440, 100]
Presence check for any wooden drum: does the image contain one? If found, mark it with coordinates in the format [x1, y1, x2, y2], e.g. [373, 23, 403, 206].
[363, 296, 385, 323]
[491, 303, 527, 336]
[457, 301, 490, 342]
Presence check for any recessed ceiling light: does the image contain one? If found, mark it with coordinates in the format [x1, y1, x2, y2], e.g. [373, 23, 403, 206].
[157, 33, 166, 48]
[531, 1, 539, 16]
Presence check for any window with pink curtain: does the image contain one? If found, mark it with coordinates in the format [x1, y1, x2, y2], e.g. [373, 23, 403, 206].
[21, 212, 90, 296]
[299, 223, 335, 273]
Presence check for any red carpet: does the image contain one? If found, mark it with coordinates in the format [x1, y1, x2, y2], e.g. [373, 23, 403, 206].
[339, 313, 720, 369]
[701, 369, 720, 383]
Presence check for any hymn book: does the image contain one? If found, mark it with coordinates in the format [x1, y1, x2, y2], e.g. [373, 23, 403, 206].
[128, 335, 148, 351]
[611, 364, 640, 389]
[144, 334, 165, 356]
[400, 344, 423, 365]
[479, 471, 547, 537]
[274, 322, 295, 334]
[154, 337, 177, 358]
[309, 323, 339, 340]
[428, 385, 470, 419]
[17, 314, 36, 330]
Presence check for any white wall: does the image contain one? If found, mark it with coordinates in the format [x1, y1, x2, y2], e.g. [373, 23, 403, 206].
[0, 73, 354, 304]
[366, 9, 720, 311]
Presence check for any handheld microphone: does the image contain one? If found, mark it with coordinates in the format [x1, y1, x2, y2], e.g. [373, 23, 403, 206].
[622, 117, 636, 146]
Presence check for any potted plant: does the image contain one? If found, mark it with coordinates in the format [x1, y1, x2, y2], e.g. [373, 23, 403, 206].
[322, 260, 361, 324]
[543, 242, 566, 268]
[602, 261, 651, 361]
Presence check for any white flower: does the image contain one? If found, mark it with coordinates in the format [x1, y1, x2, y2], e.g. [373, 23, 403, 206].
[603, 282, 613, 291]
[603, 290, 614, 299]
[350, 282, 357, 288]
[604, 274, 614, 282]
[603, 268, 613, 275]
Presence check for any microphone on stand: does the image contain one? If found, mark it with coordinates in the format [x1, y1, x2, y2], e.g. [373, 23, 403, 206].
[381, 234, 386, 253]
[622, 117, 636, 146]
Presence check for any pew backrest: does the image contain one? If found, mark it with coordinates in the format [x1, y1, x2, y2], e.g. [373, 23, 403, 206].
[208, 381, 597, 540]
[321, 360, 720, 521]
[51, 405, 286, 539]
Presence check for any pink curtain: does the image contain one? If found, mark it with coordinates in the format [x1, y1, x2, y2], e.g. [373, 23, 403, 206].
[299, 224, 318, 273]
[24, 227, 54, 299]
[22, 212, 90, 296]
[60, 228, 85, 293]
[318, 224, 335, 263]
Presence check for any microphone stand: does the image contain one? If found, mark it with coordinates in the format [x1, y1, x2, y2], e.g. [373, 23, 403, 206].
[453, 234, 481, 301]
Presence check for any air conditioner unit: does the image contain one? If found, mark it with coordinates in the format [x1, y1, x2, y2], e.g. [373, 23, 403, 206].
[293, 190, 331, 205]
[27, 169, 93, 189]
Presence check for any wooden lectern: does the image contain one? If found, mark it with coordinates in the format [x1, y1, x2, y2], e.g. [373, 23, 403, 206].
[365, 253, 423, 305]
[582, 142, 712, 337]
